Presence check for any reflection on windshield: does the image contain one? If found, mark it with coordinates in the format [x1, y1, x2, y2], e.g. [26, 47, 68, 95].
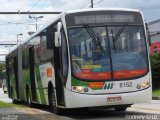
[68, 26, 148, 81]
[84, 24, 105, 55]
[69, 27, 111, 80]
[108, 26, 148, 79]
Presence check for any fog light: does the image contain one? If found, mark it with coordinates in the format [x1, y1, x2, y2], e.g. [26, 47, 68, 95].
[84, 87, 89, 92]
[77, 86, 83, 92]
[137, 84, 141, 89]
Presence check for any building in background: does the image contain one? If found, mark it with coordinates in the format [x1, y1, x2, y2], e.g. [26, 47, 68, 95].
[149, 19, 160, 54]
[149, 19, 160, 97]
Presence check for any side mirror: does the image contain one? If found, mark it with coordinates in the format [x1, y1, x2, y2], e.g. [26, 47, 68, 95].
[145, 23, 151, 46]
[55, 22, 62, 47]
[55, 32, 61, 47]
[148, 32, 151, 46]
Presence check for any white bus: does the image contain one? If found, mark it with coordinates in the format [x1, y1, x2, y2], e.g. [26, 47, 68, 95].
[6, 8, 152, 114]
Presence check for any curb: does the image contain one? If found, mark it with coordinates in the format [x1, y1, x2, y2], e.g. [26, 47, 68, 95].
[131, 106, 160, 111]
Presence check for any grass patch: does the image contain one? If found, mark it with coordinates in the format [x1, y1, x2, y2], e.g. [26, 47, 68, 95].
[152, 89, 160, 97]
[0, 101, 24, 108]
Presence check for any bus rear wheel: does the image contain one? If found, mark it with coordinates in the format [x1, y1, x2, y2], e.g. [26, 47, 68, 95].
[49, 87, 63, 115]
[11, 87, 17, 104]
[26, 87, 32, 107]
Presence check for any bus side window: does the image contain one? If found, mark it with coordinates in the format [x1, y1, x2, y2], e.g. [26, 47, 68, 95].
[61, 28, 68, 81]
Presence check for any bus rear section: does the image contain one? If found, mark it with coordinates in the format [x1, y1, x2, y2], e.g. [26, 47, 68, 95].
[64, 9, 152, 109]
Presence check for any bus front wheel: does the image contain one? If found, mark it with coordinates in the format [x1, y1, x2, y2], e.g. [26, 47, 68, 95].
[49, 87, 63, 115]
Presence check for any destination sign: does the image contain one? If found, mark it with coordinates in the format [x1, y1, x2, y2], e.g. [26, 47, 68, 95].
[74, 15, 135, 24]
[65, 11, 143, 27]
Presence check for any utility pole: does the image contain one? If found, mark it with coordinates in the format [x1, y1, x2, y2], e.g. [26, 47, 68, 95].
[17, 33, 23, 44]
[29, 15, 43, 31]
[91, 0, 93, 8]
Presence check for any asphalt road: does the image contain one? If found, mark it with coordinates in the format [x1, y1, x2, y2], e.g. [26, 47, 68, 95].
[0, 88, 160, 120]
[62, 108, 160, 120]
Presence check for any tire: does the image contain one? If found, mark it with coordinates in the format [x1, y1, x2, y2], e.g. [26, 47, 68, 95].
[115, 106, 127, 111]
[11, 88, 18, 104]
[26, 87, 32, 107]
[12, 97, 17, 104]
[49, 87, 64, 115]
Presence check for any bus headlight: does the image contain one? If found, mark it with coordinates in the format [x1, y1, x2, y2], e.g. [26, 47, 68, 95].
[141, 81, 151, 88]
[137, 81, 151, 89]
[77, 86, 83, 92]
[141, 83, 147, 88]
[72, 86, 89, 93]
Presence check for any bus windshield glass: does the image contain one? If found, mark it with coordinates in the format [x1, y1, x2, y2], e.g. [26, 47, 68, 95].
[68, 25, 148, 81]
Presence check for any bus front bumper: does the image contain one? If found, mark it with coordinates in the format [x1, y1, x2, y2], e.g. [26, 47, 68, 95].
[65, 87, 152, 108]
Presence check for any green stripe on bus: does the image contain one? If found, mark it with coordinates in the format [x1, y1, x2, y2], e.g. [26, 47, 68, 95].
[23, 69, 30, 101]
[71, 77, 103, 90]
[72, 77, 88, 86]
[35, 67, 47, 105]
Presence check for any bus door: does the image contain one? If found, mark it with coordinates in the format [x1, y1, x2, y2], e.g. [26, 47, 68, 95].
[6, 59, 11, 98]
[54, 42, 65, 106]
[13, 56, 19, 99]
[29, 46, 37, 102]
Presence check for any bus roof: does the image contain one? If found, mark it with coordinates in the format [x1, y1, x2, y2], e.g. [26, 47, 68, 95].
[63, 8, 141, 14]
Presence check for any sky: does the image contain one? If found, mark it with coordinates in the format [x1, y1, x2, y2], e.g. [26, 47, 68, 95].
[0, 0, 160, 61]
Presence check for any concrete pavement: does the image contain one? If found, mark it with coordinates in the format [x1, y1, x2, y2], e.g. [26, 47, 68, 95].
[131, 100, 160, 111]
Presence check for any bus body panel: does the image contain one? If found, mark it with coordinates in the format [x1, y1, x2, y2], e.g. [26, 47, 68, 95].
[18, 45, 25, 101]
[68, 73, 151, 94]
[35, 62, 56, 105]
[65, 86, 151, 108]
[21, 42, 56, 105]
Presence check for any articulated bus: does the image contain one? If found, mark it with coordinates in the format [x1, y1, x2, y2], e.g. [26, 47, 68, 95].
[6, 8, 152, 114]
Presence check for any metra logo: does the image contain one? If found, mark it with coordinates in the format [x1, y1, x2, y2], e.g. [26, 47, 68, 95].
[104, 82, 114, 89]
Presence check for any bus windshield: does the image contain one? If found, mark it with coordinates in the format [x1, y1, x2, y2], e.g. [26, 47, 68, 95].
[68, 26, 148, 81]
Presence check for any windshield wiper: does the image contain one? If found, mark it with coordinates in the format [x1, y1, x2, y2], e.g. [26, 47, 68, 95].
[114, 23, 127, 41]
[84, 24, 105, 55]
[111, 23, 128, 53]
[111, 29, 117, 53]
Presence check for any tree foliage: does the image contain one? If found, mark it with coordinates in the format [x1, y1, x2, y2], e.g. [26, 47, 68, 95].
[150, 53, 160, 76]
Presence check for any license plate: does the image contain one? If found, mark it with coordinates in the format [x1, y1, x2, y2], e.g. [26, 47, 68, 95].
[107, 96, 122, 102]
